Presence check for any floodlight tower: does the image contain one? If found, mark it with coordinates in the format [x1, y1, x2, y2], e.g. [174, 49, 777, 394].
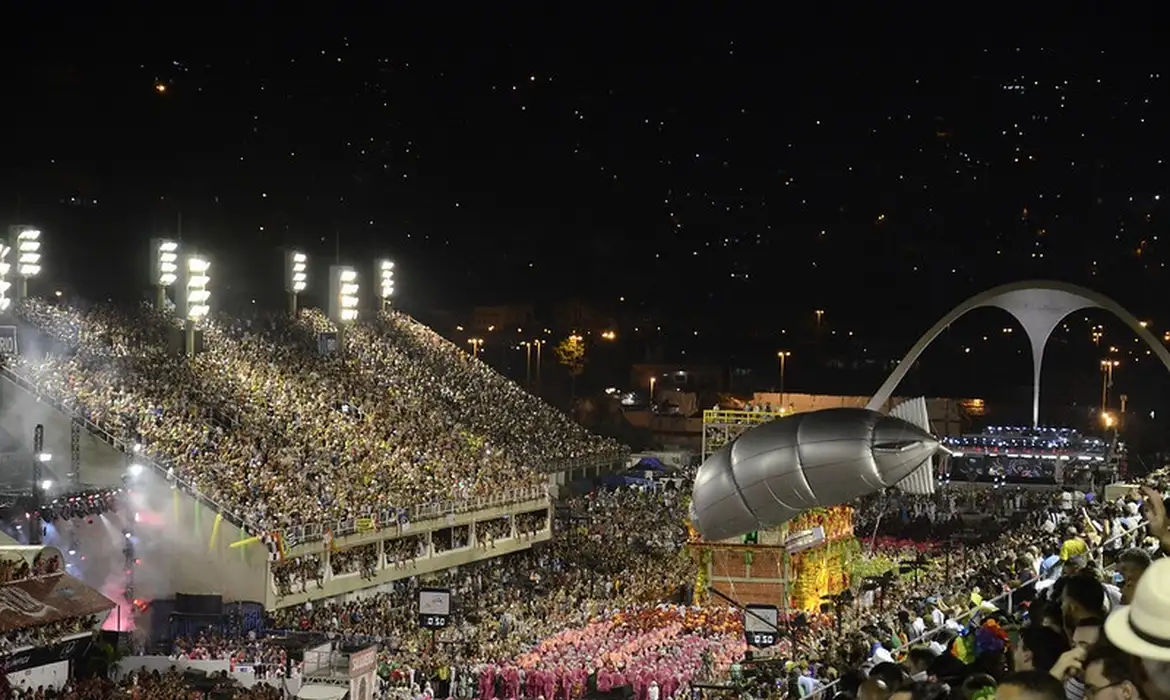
[376, 259, 395, 311]
[176, 254, 211, 356]
[8, 226, 42, 301]
[150, 238, 180, 310]
[328, 265, 359, 354]
[286, 251, 308, 316]
[0, 241, 13, 313]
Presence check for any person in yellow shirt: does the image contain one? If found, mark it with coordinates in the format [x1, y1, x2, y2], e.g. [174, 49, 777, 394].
[1059, 527, 1088, 561]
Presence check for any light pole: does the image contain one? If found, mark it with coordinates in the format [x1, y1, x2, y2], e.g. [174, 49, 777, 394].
[533, 339, 545, 388]
[814, 309, 824, 328]
[777, 351, 791, 407]
[649, 376, 656, 402]
[521, 341, 532, 386]
[1100, 359, 1119, 413]
[151, 238, 179, 310]
[178, 255, 211, 357]
[11, 227, 42, 301]
[286, 251, 308, 316]
[468, 338, 483, 358]
[376, 259, 395, 311]
[328, 266, 359, 355]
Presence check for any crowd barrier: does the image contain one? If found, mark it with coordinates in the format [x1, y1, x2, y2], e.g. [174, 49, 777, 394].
[1, 362, 552, 547]
[804, 516, 1151, 697]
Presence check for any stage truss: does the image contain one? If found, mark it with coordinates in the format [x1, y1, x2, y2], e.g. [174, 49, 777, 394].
[701, 409, 786, 461]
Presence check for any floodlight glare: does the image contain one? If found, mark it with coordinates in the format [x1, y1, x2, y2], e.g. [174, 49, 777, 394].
[36, 452, 51, 463]
[290, 252, 308, 292]
[378, 259, 395, 300]
[128, 463, 144, 477]
[328, 265, 360, 324]
[40, 479, 52, 491]
[16, 229, 41, 278]
[184, 256, 211, 320]
[0, 244, 11, 311]
[157, 240, 179, 286]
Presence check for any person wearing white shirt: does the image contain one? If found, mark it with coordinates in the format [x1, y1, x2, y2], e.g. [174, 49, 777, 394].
[648, 681, 660, 700]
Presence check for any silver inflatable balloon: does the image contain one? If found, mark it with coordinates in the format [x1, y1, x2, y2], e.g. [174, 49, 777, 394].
[690, 407, 938, 542]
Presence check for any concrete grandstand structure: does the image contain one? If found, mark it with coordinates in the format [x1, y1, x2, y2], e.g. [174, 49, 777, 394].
[0, 302, 623, 612]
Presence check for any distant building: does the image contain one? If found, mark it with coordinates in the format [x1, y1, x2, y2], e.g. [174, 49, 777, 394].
[553, 300, 616, 335]
[471, 304, 536, 333]
[632, 364, 724, 395]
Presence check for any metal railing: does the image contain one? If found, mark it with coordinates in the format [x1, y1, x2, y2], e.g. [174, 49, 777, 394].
[1, 362, 550, 544]
[804, 516, 1152, 697]
[271, 485, 550, 547]
[702, 409, 786, 425]
[546, 449, 630, 474]
[0, 362, 257, 534]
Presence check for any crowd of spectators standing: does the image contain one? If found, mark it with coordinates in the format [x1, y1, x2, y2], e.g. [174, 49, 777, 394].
[10, 299, 620, 536]
[3, 474, 1170, 700]
[6, 668, 284, 699]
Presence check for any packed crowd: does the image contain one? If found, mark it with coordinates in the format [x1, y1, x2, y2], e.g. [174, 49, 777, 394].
[5, 669, 285, 699]
[249, 474, 1169, 700]
[7, 471, 1170, 700]
[0, 615, 99, 654]
[10, 300, 618, 533]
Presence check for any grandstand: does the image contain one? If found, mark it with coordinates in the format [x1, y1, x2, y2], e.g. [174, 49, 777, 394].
[0, 298, 624, 612]
[941, 425, 1118, 487]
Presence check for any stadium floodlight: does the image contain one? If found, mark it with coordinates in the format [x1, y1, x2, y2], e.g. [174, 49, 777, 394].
[377, 259, 395, 308]
[7, 226, 41, 300]
[150, 238, 180, 309]
[0, 242, 12, 312]
[328, 265, 359, 325]
[183, 256, 211, 321]
[285, 251, 308, 315]
[174, 254, 210, 357]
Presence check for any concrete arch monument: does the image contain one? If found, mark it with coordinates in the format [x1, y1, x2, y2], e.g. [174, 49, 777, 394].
[865, 280, 1170, 427]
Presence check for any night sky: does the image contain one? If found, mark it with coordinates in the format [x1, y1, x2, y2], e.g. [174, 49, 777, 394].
[3, 10, 1170, 412]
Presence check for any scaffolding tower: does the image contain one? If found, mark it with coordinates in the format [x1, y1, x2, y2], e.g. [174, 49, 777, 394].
[701, 409, 787, 461]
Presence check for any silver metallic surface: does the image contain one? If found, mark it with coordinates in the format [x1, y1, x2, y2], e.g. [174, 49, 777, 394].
[690, 408, 938, 541]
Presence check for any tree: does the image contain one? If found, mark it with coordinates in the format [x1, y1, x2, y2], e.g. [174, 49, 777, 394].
[554, 335, 588, 401]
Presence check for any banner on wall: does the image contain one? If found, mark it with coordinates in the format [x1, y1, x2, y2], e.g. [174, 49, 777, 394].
[1, 633, 92, 674]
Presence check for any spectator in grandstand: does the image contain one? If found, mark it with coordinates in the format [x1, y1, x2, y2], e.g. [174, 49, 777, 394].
[1011, 627, 1069, 675]
[12, 300, 614, 537]
[1116, 548, 1151, 604]
[1103, 558, 1170, 700]
[996, 671, 1066, 700]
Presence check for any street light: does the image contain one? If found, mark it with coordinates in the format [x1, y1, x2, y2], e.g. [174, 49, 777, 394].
[468, 337, 484, 358]
[777, 351, 792, 408]
[1100, 359, 1119, 413]
[285, 251, 308, 315]
[10, 226, 42, 300]
[151, 238, 180, 310]
[377, 259, 395, 310]
[532, 338, 545, 389]
[600, 330, 616, 341]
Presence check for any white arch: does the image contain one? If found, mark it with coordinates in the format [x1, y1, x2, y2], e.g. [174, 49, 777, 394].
[866, 280, 1170, 427]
